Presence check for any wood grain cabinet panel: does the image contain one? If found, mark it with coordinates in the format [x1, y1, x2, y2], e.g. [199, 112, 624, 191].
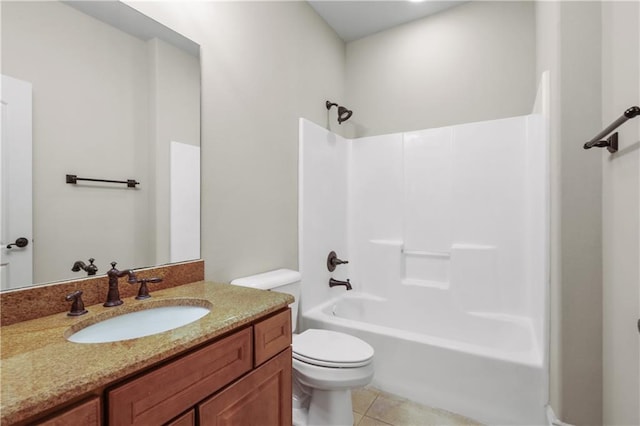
[29, 308, 293, 426]
[198, 347, 292, 426]
[253, 309, 291, 366]
[165, 410, 195, 426]
[37, 397, 101, 426]
[108, 328, 252, 425]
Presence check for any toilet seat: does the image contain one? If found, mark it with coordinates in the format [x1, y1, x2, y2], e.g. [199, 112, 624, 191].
[293, 329, 374, 368]
[230, 269, 374, 426]
[293, 352, 371, 368]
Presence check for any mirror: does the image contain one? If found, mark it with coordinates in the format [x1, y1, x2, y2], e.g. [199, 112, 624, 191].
[1, 1, 201, 290]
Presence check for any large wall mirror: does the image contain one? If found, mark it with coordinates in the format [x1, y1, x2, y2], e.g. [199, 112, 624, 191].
[1, 1, 201, 291]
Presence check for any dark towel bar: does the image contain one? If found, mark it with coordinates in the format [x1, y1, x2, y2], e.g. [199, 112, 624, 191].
[66, 174, 139, 188]
[584, 106, 639, 153]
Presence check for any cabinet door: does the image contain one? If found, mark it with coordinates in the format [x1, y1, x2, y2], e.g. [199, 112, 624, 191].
[165, 410, 195, 426]
[36, 397, 101, 426]
[199, 347, 292, 426]
[108, 328, 252, 425]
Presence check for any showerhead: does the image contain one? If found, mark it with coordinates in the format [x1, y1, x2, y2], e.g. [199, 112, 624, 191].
[326, 100, 338, 110]
[337, 106, 352, 124]
[325, 100, 353, 125]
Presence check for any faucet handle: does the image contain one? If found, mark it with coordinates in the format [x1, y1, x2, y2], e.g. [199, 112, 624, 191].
[127, 270, 138, 284]
[86, 258, 98, 275]
[65, 290, 88, 316]
[131, 277, 163, 300]
[327, 251, 349, 272]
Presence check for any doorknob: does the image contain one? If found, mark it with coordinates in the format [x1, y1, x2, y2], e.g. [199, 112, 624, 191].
[6, 237, 29, 249]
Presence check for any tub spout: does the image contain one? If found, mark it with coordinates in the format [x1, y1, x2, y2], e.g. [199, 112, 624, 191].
[329, 278, 352, 290]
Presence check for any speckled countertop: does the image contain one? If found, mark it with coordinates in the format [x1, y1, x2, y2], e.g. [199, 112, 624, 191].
[0, 281, 294, 425]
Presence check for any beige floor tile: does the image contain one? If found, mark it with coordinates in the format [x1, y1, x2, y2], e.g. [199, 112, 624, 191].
[366, 392, 480, 426]
[354, 412, 364, 425]
[352, 387, 379, 414]
[353, 387, 482, 426]
[429, 408, 483, 426]
[358, 415, 394, 426]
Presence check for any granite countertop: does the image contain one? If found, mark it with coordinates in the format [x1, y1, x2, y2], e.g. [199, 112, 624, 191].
[0, 281, 294, 425]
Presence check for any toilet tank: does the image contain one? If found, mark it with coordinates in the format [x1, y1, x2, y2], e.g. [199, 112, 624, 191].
[230, 269, 301, 331]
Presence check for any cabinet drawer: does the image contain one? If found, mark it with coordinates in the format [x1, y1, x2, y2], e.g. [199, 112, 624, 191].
[108, 327, 252, 425]
[37, 397, 101, 426]
[198, 347, 292, 426]
[254, 309, 292, 366]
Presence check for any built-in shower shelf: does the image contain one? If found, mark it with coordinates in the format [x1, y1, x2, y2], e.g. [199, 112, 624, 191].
[402, 249, 451, 258]
[402, 247, 451, 286]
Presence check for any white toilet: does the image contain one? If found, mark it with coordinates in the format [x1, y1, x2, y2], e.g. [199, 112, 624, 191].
[231, 269, 374, 426]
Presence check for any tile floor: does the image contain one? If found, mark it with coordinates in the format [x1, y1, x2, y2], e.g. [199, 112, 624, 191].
[352, 387, 483, 426]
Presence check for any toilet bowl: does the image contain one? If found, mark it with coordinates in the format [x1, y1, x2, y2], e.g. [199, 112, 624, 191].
[231, 269, 375, 426]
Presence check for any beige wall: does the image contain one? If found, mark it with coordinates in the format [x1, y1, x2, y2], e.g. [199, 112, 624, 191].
[538, 2, 640, 424]
[345, 1, 536, 137]
[127, 1, 346, 282]
[558, 4, 603, 424]
[533, 1, 640, 425]
[601, 2, 640, 424]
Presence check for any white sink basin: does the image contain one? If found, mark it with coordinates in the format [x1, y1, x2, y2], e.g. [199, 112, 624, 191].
[67, 303, 211, 344]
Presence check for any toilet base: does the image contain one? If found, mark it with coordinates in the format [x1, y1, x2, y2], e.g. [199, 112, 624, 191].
[293, 388, 354, 426]
[292, 353, 374, 426]
[308, 388, 354, 426]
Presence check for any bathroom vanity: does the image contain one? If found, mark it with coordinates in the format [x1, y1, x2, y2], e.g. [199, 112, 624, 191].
[0, 281, 293, 425]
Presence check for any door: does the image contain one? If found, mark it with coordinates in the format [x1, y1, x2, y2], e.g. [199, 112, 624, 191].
[1, 74, 33, 290]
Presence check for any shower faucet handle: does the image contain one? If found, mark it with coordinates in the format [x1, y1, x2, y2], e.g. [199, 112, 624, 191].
[327, 251, 349, 272]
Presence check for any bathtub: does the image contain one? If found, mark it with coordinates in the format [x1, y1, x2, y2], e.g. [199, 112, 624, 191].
[303, 291, 547, 425]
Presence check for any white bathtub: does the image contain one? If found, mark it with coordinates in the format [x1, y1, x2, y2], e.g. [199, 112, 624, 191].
[303, 292, 547, 425]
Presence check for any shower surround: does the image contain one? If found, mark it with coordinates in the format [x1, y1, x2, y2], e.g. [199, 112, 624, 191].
[298, 90, 549, 424]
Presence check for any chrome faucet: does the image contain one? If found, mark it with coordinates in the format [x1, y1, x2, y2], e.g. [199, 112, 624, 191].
[104, 262, 137, 307]
[329, 278, 352, 291]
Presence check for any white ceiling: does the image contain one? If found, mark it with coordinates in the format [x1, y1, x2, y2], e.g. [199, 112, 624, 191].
[307, 1, 468, 43]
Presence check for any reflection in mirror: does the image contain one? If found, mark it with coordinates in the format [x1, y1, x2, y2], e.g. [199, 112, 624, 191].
[0, 1, 201, 291]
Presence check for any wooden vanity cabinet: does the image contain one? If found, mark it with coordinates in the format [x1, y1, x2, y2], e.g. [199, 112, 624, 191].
[198, 348, 292, 425]
[253, 309, 292, 366]
[106, 308, 291, 426]
[35, 397, 101, 426]
[166, 410, 196, 426]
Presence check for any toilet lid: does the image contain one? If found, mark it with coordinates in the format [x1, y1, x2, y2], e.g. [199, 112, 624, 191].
[292, 329, 374, 368]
